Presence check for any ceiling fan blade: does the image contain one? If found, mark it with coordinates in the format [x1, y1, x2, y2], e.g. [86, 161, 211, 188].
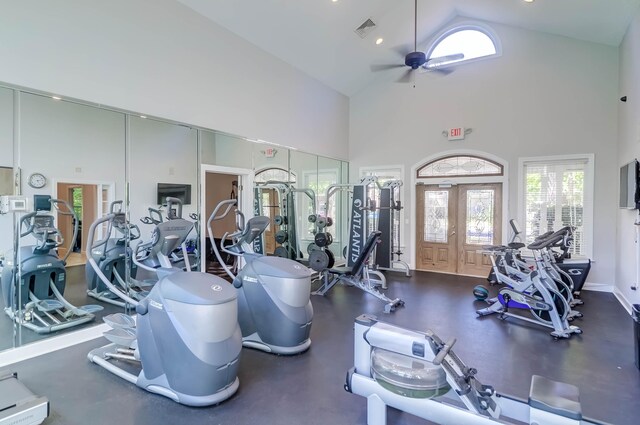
[425, 53, 464, 67]
[391, 44, 413, 59]
[397, 69, 413, 83]
[370, 64, 406, 72]
[419, 64, 454, 75]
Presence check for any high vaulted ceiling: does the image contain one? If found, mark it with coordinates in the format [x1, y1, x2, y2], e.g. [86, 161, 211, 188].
[177, 0, 640, 96]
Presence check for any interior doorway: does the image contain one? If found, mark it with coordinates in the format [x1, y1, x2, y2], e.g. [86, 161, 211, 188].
[415, 183, 502, 277]
[55, 181, 114, 267]
[200, 165, 254, 276]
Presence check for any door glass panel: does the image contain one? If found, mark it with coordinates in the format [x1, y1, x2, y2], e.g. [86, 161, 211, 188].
[424, 191, 448, 243]
[466, 189, 494, 245]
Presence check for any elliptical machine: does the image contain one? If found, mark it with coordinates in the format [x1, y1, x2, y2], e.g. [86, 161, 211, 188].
[86, 203, 242, 406]
[85, 201, 141, 307]
[1, 196, 102, 334]
[208, 199, 313, 355]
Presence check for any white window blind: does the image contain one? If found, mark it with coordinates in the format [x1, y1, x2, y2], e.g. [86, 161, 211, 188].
[522, 157, 592, 257]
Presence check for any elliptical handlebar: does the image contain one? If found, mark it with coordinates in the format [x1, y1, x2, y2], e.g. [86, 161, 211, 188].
[86, 214, 139, 306]
[109, 200, 123, 214]
[165, 197, 183, 220]
[207, 199, 245, 281]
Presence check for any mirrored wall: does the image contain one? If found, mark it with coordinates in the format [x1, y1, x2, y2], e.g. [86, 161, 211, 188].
[0, 84, 348, 351]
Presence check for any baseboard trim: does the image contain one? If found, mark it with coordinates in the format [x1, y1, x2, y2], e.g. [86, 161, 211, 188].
[582, 282, 614, 293]
[0, 323, 109, 368]
[613, 288, 633, 315]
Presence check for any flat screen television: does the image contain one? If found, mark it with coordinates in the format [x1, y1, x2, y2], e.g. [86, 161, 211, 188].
[157, 183, 191, 205]
[619, 159, 639, 209]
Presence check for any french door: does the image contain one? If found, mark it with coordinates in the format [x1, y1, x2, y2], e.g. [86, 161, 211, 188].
[416, 183, 502, 277]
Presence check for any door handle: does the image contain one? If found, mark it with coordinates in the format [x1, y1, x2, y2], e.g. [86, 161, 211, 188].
[450, 231, 456, 236]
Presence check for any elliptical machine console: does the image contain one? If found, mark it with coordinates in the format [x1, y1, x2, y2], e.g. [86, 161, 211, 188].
[208, 199, 313, 355]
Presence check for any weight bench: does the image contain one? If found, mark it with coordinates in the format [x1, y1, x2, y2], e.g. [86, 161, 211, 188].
[312, 231, 404, 313]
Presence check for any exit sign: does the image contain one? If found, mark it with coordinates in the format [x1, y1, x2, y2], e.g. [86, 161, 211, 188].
[448, 127, 465, 141]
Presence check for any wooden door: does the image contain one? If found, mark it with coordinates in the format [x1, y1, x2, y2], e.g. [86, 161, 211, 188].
[262, 189, 279, 254]
[415, 185, 458, 273]
[457, 184, 502, 276]
[416, 183, 502, 277]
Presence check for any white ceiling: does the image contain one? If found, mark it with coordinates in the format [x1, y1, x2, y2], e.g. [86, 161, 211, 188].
[177, 0, 640, 96]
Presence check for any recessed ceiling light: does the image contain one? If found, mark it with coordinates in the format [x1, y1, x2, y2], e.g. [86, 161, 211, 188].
[524, 0, 534, 3]
[332, 0, 338, 2]
[140, 115, 147, 119]
[375, 38, 384, 45]
[51, 96, 61, 100]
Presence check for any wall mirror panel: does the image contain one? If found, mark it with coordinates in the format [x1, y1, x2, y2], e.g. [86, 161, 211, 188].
[200, 130, 256, 276]
[0, 84, 348, 353]
[317, 156, 345, 260]
[287, 150, 319, 262]
[0, 87, 16, 350]
[126, 117, 199, 308]
[7, 92, 127, 349]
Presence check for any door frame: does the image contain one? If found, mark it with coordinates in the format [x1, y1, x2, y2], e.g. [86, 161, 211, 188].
[410, 149, 509, 273]
[200, 164, 254, 272]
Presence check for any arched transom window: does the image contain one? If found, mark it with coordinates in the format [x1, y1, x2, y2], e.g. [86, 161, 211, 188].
[254, 167, 295, 184]
[417, 155, 503, 178]
[426, 24, 500, 69]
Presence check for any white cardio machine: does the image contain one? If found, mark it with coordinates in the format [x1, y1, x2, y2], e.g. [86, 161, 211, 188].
[346, 314, 609, 425]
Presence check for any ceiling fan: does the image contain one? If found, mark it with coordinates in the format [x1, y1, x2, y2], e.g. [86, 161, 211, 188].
[370, 0, 463, 83]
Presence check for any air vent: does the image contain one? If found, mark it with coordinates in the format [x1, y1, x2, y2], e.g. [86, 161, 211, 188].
[354, 18, 376, 39]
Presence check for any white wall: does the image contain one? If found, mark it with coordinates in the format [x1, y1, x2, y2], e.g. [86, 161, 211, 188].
[0, 0, 349, 159]
[616, 11, 640, 310]
[349, 19, 619, 286]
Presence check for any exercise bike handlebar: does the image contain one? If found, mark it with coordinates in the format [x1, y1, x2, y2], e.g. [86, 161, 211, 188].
[86, 214, 139, 306]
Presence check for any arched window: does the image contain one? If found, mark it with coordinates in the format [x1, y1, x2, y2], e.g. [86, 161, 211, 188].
[426, 24, 500, 69]
[417, 155, 503, 178]
[254, 167, 295, 184]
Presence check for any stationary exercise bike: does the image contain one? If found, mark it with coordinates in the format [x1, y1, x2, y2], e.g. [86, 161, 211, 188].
[347, 314, 607, 425]
[208, 199, 313, 355]
[1, 196, 102, 334]
[478, 232, 582, 340]
[86, 207, 242, 406]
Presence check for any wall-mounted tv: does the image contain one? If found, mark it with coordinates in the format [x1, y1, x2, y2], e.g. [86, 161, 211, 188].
[619, 159, 639, 209]
[157, 183, 191, 205]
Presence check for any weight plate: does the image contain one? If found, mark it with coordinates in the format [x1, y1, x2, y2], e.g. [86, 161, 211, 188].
[309, 249, 330, 272]
[274, 246, 288, 258]
[343, 246, 347, 258]
[308, 214, 317, 223]
[326, 249, 335, 269]
[307, 243, 320, 255]
[325, 232, 333, 246]
[316, 217, 327, 229]
[326, 217, 333, 227]
[314, 232, 329, 247]
[274, 215, 284, 226]
[275, 230, 288, 244]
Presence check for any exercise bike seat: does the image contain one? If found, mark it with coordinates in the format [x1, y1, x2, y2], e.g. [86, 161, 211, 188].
[35, 299, 64, 312]
[528, 375, 582, 420]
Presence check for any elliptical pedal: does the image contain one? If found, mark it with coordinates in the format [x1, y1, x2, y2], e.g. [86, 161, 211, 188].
[34, 299, 64, 312]
[103, 313, 136, 329]
[79, 304, 104, 314]
[103, 328, 137, 347]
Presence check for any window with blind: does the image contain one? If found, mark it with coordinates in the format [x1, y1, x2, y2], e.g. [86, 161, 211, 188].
[520, 156, 593, 257]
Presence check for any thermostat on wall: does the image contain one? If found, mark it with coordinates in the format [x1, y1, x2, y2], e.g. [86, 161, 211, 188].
[0, 195, 28, 214]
